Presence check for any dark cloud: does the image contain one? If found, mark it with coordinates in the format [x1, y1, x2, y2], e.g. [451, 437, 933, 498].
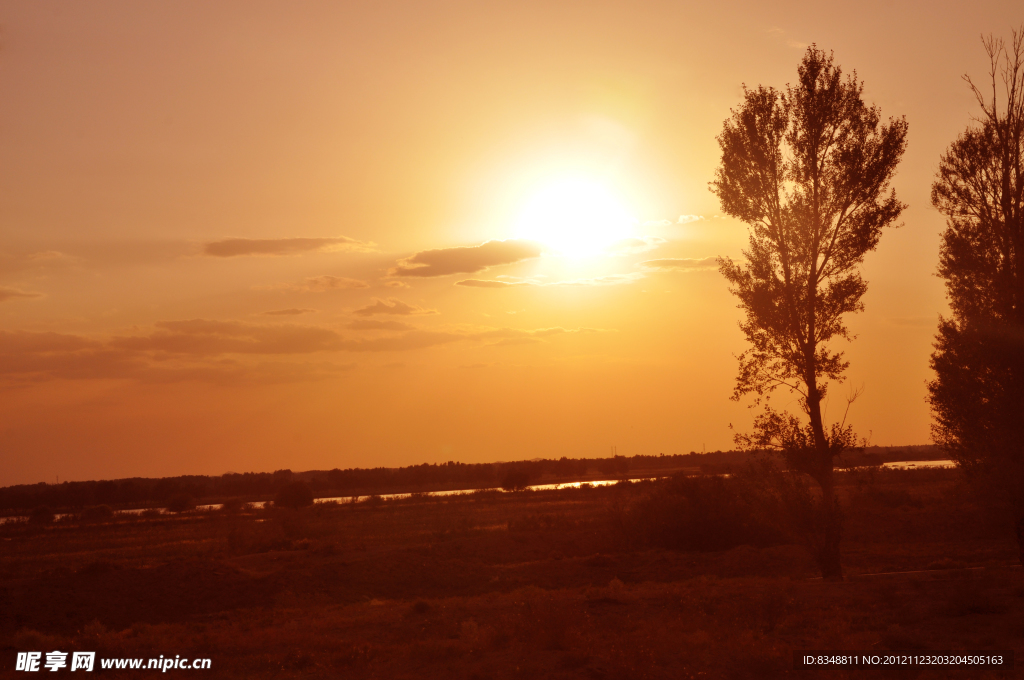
[639, 257, 718, 272]
[353, 298, 438, 317]
[204, 236, 369, 257]
[346, 319, 415, 331]
[390, 239, 542, 277]
[0, 287, 43, 302]
[261, 308, 317, 316]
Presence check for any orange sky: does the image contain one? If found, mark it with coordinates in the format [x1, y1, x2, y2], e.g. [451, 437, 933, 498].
[1, 1, 1020, 485]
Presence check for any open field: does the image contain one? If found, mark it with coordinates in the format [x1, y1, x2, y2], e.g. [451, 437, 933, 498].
[2, 468, 1022, 678]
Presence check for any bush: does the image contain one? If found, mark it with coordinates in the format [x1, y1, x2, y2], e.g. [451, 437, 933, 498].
[220, 498, 251, 513]
[80, 505, 114, 523]
[501, 469, 532, 491]
[622, 475, 781, 552]
[361, 494, 383, 508]
[166, 494, 196, 513]
[275, 481, 314, 509]
[29, 506, 55, 525]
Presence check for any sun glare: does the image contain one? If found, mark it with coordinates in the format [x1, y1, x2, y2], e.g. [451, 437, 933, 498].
[514, 177, 635, 257]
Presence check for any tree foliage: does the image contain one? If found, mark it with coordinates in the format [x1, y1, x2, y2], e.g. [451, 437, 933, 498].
[928, 29, 1024, 559]
[711, 46, 908, 578]
[275, 481, 314, 510]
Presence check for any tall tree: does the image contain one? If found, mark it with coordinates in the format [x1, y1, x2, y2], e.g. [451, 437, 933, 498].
[711, 47, 908, 579]
[929, 29, 1024, 561]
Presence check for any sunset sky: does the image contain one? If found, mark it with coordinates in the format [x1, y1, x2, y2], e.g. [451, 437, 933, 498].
[1, 1, 1020, 486]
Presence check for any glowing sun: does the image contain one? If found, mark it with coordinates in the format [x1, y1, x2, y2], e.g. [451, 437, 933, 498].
[514, 177, 635, 257]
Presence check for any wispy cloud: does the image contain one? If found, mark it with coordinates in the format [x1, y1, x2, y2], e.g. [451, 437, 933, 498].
[0, 251, 79, 278]
[490, 336, 542, 346]
[677, 215, 705, 224]
[261, 308, 317, 316]
[455, 279, 531, 289]
[204, 236, 371, 257]
[286, 275, 369, 292]
[0, 287, 43, 302]
[605, 236, 666, 256]
[0, 329, 349, 385]
[549, 273, 645, 286]
[458, 273, 643, 288]
[639, 257, 718, 272]
[339, 330, 461, 352]
[353, 298, 438, 317]
[0, 318, 609, 384]
[468, 326, 601, 346]
[390, 239, 542, 277]
[111, 319, 345, 355]
[346, 319, 415, 331]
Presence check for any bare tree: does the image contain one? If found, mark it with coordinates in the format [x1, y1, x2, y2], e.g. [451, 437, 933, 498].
[711, 46, 908, 579]
[929, 28, 1024, 561]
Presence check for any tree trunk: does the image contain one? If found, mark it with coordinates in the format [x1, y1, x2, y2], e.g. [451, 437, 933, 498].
[806, 376, 843, 580]
[818, 468, 844, 580]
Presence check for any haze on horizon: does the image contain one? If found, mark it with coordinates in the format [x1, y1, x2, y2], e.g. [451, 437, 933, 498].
[1, 0, 1019, 486]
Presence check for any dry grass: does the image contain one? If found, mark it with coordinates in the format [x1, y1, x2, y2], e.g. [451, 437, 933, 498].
[0, 471, 1021, 678]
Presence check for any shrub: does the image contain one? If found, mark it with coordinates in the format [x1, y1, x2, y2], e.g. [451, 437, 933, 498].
[29, 506, 55, 525]
[80, 505, 114, 523]
[220, 497, 251, 513]
[166, 494, 196, 513]
[275, 481, 314, 509]
[361, 494, 383, 508]
[501, 469, 532, 491]
[622, 475, 781, 552]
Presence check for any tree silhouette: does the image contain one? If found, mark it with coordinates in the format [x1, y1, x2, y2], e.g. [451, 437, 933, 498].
[711, 46, 908, 579]
[275, 481, 314, 509]
[929, 29, 1024, 562]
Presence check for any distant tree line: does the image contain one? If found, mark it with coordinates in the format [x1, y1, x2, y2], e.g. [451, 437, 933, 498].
[0, 444, 941, 514]
[0, 453, 714, 513]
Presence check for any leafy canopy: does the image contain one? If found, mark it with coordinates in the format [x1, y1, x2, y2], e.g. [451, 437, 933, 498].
[712, 47, 907, 419]
[929, 30, 1024, 481]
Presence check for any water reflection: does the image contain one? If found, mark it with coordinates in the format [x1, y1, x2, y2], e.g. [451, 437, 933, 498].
[0, 478, 655, 524]
[880, 459, 954, 470]
[0, 466, 957, 524]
